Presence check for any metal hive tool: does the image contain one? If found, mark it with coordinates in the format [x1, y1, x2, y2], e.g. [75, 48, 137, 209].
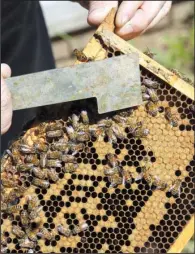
[1, 8, 194, 254]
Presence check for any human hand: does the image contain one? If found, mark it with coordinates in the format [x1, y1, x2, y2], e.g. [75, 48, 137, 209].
[1, 63, 12, 135]
[78, 1, 172, 40]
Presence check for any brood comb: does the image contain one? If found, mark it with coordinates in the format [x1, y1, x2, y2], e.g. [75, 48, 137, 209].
[1, 8, 194, 254]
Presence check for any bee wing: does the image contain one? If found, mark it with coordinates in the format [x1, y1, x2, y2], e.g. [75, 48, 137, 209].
[168, 183, 175, 192]
[122, 176, 126, 186]
[135, 173, 143, 182]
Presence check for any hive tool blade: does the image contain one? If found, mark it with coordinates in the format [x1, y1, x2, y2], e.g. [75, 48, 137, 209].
[6, 53, 142, 114]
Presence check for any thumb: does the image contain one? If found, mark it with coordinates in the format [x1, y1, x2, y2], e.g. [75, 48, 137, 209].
[1, 63, 12, 134]
[1, 63, 11, 79]
[87, 1, 118, 26]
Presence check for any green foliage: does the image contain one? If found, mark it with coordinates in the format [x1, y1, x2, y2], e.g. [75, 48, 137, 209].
[154, 26, 194, 80]
[182, 236, 195, 253]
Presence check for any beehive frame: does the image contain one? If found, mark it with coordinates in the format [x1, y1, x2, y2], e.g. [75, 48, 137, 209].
[1, 8, 194, 254]
[75, 9, 195, 253]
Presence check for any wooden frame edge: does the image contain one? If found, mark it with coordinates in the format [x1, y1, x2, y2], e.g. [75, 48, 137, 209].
[168, 216, 194, 253]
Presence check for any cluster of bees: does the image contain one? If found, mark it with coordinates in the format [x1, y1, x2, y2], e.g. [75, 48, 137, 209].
[104, 152, 182, 196]
[1, 194, 89, 253]
[142, 78, 179, 127]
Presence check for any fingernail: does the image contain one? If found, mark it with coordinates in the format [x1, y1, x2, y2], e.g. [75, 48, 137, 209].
[118, 22, 134, 35]
[89, 7, 111, 24]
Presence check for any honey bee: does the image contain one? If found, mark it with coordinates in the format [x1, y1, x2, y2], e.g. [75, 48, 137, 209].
[37, 228, 55, 241]
[57, 224, 72, 237]
[32, 178, 50, 189]
[142, 78, 159, 89]
[28, 206, 42, 221]
[76, 131, 90, 142]
[45, 121, 64, 132]
[133, 128, 150, 138]
[6, 204, 22, 214]
[1, 232, 7, 246]
[73, 49, 92, 62]
[34, 142, 48, 153]
[40, 153, 47, 168]
[51, 142, 69, 153]
[68, 142, 85, 154]
[146, 88, 159, 102]
[12, 225, 26, 238]
[112, 125, 125, 140]
[27, 195, 39, 211]
[38, 122, 47, 134]
[183, 76, 194, 86]
[63, 163, 78, 173]
[25, 228, 38, 242]
[80, 111, 89, 125]
[144, 48, 156, 59]
[72, 222, 89, 235]
[89, 127, 104, 139]
[105, 128, 117, 143]
[15, 185, 28, 195]
[16, 163, 32, 172]
[19, 144, 36, 154]
[123, 170, 133, 184]
[1, 202, 8, 212]
[141, 85, 147, 93]
[165, 107, 178, 127]
[47, 168, 59, 182]
[25, 155, 39, 166]
[106, 153, 118, 167]
[70, 114, 80, 129]
[5, 186, 26, 203]
[153, 177, 168, 190]
[46, 130, 63, 138]
[109, 174, 123, 188]
[18, 238, 36, 249]
[32, 167, 47, 180]
[142, 93, 150, 101]
[46, 159, 62, 168]
[4, 149, 16, 164]
[66, 126, 77, 141]
[61, 154, 76, 163]
[119, 109, 133, 117]
[21, 210, 30, 228]
[112, 115, 126, 125]
[143, 171, 153, 186]
[126, 121, 137, 134]
[104, 165, 120, 176]
[146, 101, 160, 117]
[169, 68, 182, 78]
[1, 178, 17, 188]
[98, 118, 113, 128]
[47, 151, 62, 160]
[169, 179, 182, 196]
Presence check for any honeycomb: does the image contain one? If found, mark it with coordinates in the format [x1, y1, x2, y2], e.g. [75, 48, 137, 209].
[1, 9, 194, 254]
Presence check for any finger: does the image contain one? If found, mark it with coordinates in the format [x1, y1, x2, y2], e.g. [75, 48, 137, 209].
[1, 63, 11, 79]
[116, 1, 165, 40]
[1, 78, 13, 134]
[145, 1, 172, 31]
[87, 1, 118, 26]
[115, 1, 143, 28]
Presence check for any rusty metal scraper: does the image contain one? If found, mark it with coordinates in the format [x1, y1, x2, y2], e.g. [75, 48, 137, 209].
[6, 54, 142, 114]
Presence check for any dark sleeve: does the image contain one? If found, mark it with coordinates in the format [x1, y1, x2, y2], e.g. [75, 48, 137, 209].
[1, 0, 55, 153]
